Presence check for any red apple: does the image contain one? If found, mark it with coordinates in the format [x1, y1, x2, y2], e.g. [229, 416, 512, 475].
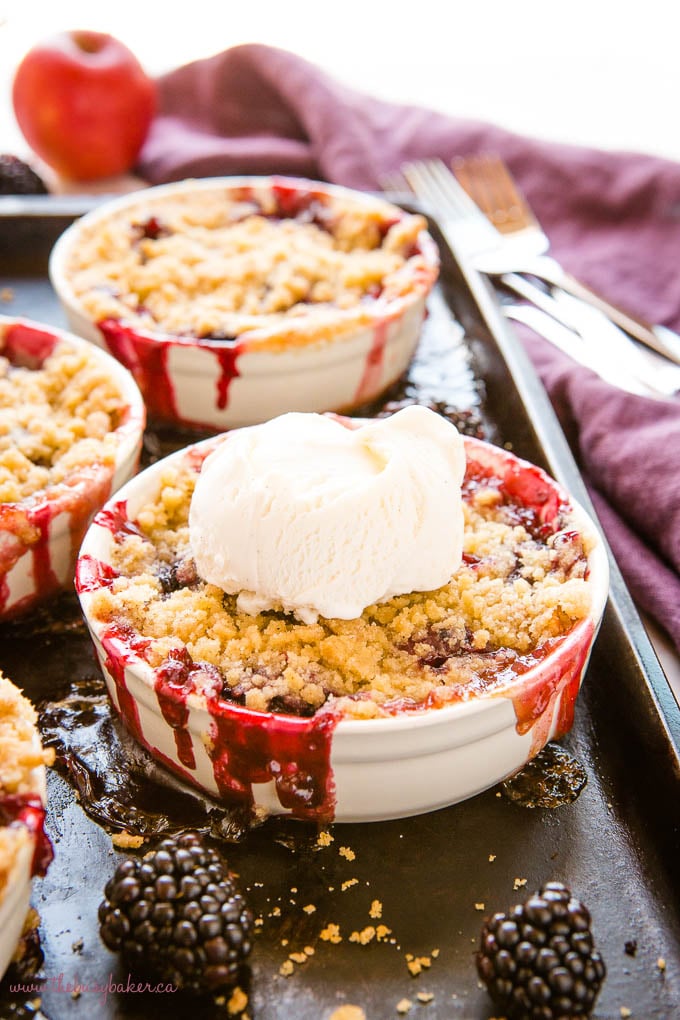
[12, 30, 157, 182]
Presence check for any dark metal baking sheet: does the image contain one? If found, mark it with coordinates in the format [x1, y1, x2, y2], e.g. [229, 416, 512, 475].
[0, 199, 678, 1020]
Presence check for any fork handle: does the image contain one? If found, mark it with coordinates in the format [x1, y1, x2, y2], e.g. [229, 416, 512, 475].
[524, 260, 678, 363]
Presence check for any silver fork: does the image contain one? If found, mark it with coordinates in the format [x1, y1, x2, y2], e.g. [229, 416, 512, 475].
[397, 157, 680, 367]
[387, 160, 680, 397]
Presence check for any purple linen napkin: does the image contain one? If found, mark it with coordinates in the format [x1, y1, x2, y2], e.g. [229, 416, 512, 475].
[138, 44, 680, 652]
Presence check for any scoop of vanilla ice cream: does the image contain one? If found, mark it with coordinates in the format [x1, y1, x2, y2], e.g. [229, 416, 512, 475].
[189, 407, 466, 623]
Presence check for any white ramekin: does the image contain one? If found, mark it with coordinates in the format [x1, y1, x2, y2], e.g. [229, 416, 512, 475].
[0, 315, 146, 619]
[0, 730, 49, 980]
[49, 176, 439, 431]
[76, 434, 609, 824]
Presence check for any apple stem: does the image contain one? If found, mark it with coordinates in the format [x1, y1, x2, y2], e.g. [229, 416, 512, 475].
[73, 32, 104, 55]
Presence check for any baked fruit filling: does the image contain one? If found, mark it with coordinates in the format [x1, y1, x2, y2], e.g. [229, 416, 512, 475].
[85, 442, 593, 722]
[64, 182, 431, 342]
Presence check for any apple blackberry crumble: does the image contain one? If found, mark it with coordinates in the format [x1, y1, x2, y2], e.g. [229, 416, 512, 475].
[63, 179, 434, 346]
[0, 672, 54, 906]
[0, 320, 131, 504]
[83, 436, 594, 722]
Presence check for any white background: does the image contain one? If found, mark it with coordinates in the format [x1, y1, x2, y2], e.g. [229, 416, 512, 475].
[1, 0, 679, 163]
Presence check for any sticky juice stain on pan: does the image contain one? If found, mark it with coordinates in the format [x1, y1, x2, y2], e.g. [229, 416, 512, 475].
[500, 743, 588, 808]
[38, 673, 256, 844]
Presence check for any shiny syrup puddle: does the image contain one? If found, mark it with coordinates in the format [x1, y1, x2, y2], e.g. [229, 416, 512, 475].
[40, 674, 255, 844]
[501, 743, 588, 808]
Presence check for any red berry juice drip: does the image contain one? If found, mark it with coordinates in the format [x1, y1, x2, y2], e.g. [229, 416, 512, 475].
[509, 620, 595, 756]
[98, 625, 150, 748]
[0, 468, 115, 617]
[214, 346, 242, 410]
[3, 323, 58, 367]
[354, 319, 388, 404]
[93, 500, 144, 541]
[153, 648, 199, 770]
[99, 319, 178, 422]
[98, 319, 244, 425]
[75, 554, 119, 593]
[204, 693, 339, 823]
[0, 793, 54, 877]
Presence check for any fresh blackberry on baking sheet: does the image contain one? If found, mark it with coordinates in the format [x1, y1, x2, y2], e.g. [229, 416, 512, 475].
[476, 881, 606, 1019]
[0, 155, 48, 195]
[98, 831, 253, 994]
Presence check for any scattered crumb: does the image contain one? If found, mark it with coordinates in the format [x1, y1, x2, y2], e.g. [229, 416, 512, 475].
[303, 904, 317, 914]
[320, 923, 342, 944]
[341, 878, 359, 891]
[254, 917, 264, 927]
[304, 946, 315, 956]
[270, 906, 281, 917]
[431, 949, 440, 959]
[228, 987, 248, 1015]
[112, 830, 145, 849]
[376, 925, 392, 941]
[620, 1009, 632, 1019]
[369, 899, 383, 919]
[317, 831, 334, 847]
[339, 847, 356, 862]
[657, 957, 666, 971]
[496, 791, 501, 797]
[328, 886, 335, 892]
[279, 960, 294, 977]
[281, 939, 289, 947]
[291, 887, 298, 894]
[488, 854, 496, 862]
[71, 938, 84, 953]
[0, 288, 14, 303]
[513, 877, 527, 891]
[396, 999, 412, 1015]
[289, 952, 308, 965]
[417, 991, 434, 1003]
[350, 926, 376, 945]
[71, 989, 81, 1000]
[474, 903, 485, 911]
[405, 954, 432, 976]
[328, 1007, 366, 1020]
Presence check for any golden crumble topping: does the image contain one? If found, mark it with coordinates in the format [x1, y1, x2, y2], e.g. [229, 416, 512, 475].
[88, 447, 593, 720]
[65, 183, 431, 341]
[0, 337, 126, 503]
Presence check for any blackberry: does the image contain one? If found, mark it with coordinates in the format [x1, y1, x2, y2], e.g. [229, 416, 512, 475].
[98, 831, 253, 994]
[0, 155, 48, 195]
[476, 881, 606, 1019]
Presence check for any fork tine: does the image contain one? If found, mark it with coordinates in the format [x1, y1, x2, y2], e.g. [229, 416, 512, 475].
[401, 158, 480, 220]
[452, 153, 537, 233]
